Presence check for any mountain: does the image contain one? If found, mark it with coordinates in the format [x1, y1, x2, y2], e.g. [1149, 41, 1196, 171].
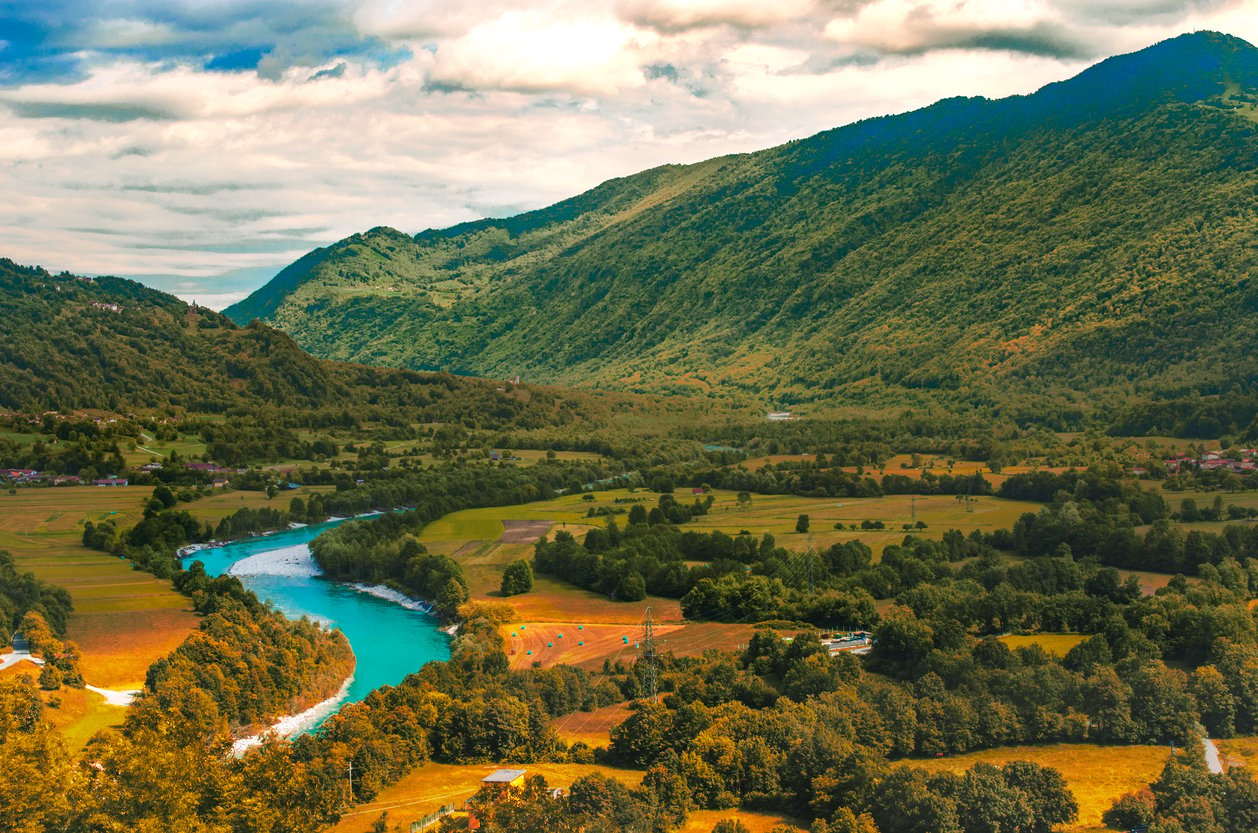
[226, 32, 1258, 414]
[0, 258, 627, 432]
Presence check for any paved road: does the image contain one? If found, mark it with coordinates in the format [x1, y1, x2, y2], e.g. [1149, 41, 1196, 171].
[1204, 737, 1224, 774]
[0, 651, 44, 671]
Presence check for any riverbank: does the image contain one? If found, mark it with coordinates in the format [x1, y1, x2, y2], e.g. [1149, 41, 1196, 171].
[231, 672, 356, 756]
[350, 582, 434, 614]
[176, 511, 386, 560]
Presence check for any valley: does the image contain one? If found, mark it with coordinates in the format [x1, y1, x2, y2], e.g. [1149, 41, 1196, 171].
[3, 28, 1258, 833]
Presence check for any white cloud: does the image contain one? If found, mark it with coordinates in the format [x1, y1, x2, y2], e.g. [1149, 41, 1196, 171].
[617, 0, 820, 31]
[353, 0, 529, 39]
[0, 0, 1254, 300]
[89, 18, 180, 49]
[0, 59, 397, 121]
[425, 11, 659, 94]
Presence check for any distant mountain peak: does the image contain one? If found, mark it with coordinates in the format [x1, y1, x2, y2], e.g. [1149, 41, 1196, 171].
[225, 33, 1258, 412]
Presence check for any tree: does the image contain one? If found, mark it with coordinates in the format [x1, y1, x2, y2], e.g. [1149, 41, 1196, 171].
[1103, 788, 1156, 830]
[736, 491, 752, 510]
[152, 484, 176, 509]
[796, 514, 810, 534]
[609, 702, 673, 766]
[628, 504, 648, 525]
[39, 662, 63, 691]
[500, 560, 534, 596]
[615, 572, 647, 602]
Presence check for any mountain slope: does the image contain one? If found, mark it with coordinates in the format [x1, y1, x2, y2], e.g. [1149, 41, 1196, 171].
[227, 32, 1258, 409]
[0, 258, 628, 432]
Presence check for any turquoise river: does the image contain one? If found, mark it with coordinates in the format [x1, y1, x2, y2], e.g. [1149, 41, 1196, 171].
[185, 517, 451, 717]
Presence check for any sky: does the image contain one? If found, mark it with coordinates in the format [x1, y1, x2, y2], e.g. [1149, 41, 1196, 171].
[1, 1, 1255, 308]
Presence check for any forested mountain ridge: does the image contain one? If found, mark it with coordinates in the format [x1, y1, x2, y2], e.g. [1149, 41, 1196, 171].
[226, 31, 1258, 413]
[0, 258, 635, 431]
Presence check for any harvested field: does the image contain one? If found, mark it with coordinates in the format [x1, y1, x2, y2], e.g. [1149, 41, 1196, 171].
[498, 519, 552, 544]
[502, 619, 758, 671]
[550, 702, 633, 748]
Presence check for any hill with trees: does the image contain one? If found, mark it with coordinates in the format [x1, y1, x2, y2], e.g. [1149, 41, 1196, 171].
[226, 31, 1258, 419]
[0, 257, 668, 436]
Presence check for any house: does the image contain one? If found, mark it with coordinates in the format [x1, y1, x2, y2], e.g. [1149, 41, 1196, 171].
[767, 411, 793, 421]
[480, 770, 527, 790]
[490, 451, 501, 461]
[94, 477, 129, 487]
[211, 479, 229, 489]
[465, 771, 529, 831]
[185, 462, 221, 472]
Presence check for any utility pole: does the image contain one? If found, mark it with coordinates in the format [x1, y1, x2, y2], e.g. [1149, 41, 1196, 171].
[642, 606, 658, 703]
[911, 496, 917, 528]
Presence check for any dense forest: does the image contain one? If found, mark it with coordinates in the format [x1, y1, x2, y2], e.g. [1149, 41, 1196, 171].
[229, 33, 1258, 422]
[0, 258, 654, 437]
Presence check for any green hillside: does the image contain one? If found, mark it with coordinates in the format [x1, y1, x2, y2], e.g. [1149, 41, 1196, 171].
[0, 258, 632, 433]
[227, 31, 1258, 415]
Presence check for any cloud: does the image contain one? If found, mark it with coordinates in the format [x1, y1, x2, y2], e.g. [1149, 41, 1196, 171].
[0, 0, 404, 83]
[822, 0, 1101, 59]
[0, 0, 1253, 304]
[617, 0, 820, 32]
[425, 11, 659, 94]
[0, 59, 399, 121]
[1053, 0, 1240, 26]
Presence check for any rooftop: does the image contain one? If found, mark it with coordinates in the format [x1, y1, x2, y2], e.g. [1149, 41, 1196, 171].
[482, 769, 527, 783]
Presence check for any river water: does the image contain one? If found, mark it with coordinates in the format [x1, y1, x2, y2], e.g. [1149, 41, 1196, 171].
[184, 518, 451, 720]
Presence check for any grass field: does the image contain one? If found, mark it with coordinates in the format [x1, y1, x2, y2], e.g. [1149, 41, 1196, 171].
[659, 488, 1042, 557]
[414, 488, 1046, 673]
[0, 664, 126, 751]
[1215, 736, 1258, 777]
[999, 633, 1087, 657]
[419, 487, 1043, 573]
[0, 486, 321, 689]
[0, 486, 198, 687]
[898, 743, 1171, 831]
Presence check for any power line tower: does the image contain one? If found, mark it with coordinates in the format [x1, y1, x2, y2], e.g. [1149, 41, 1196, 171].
[641, 606, 659, 703]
